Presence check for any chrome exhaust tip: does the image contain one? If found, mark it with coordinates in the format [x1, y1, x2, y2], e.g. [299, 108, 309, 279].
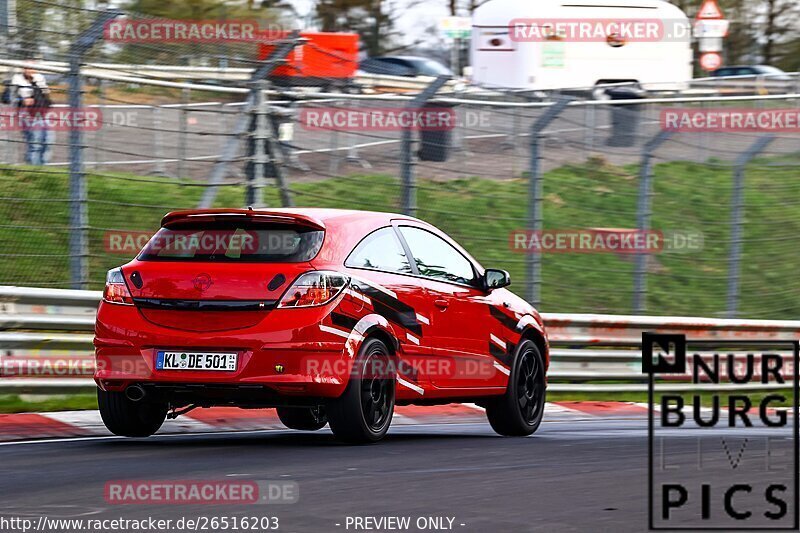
[125, 384, 146, 402]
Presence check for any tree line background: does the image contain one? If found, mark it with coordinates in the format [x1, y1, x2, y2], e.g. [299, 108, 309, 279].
[10, 0, 800, 74]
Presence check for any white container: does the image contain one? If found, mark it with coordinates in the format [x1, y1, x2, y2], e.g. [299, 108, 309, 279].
[471, 0, 693, 91]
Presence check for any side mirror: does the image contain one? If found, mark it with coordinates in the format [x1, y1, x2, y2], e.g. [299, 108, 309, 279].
[483, 269, 511, 291]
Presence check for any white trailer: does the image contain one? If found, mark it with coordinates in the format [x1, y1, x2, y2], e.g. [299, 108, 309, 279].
[470, 0, 693, 92]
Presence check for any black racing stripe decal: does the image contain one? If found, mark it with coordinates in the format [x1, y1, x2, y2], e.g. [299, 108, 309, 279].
[489, 342, 514, 367]
[352, 281, 423, 336]
[331, 312, 359, 331]
[397, 361, 421, 383]
[489, 305, 518, 332]
[505, 341, 517, 367]
[371, 301, 423, 336]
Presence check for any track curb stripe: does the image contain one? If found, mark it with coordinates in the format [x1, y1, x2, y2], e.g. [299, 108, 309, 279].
[0, 402, 648, 442]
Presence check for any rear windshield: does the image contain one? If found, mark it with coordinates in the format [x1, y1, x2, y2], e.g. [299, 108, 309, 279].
[138, 222, 324, 263]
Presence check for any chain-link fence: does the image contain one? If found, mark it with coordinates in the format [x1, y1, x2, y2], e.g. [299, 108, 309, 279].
[0, 1, 798, 320]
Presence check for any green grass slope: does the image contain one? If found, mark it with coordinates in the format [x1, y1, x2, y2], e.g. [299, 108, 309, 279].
[1, 157, 797, 318]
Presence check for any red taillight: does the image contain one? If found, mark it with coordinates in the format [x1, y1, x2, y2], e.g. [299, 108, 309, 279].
[281, 286, 337, 307]
[103, 268, 134, 305]
[278, 271, 348, 308]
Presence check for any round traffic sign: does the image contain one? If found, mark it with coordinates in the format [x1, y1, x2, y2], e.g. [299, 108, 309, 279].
[700, 52, 722, 71]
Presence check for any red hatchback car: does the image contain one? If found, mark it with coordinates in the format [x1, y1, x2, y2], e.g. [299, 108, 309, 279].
[94, 208, 549, 443]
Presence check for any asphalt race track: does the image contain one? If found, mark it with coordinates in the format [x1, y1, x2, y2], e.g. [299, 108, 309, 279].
[0, 417, 653, 532]
[1, 407, 794, 533]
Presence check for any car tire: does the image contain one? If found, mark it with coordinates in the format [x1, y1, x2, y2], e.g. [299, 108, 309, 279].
[485, 339, 546, 437]
[97, 387, 168, 438]
[326, 337, 395, 444]
[276, 406, 327, 431]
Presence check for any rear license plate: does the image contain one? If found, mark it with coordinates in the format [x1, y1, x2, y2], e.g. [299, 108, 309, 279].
[156, 351, 238, 372]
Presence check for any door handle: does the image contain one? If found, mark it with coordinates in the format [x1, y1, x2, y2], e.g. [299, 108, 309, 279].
[434, 299, 449, 310]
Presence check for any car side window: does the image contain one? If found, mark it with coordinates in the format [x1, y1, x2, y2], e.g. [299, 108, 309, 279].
[399, 227, 475, 285]
[345, 227, 413, 274]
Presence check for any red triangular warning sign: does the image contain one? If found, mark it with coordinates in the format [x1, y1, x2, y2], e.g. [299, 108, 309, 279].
[696, 0, 724, 20]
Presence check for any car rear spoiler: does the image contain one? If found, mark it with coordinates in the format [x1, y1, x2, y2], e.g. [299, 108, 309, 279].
[160, 209, 326, 230]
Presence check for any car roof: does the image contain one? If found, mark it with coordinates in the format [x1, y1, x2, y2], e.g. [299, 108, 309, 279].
[157, 207, 480, 269]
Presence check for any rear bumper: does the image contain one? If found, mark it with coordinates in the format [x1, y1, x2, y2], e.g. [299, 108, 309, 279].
[94, 300, 354, 399]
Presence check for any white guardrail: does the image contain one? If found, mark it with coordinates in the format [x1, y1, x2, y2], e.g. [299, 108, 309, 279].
[0, 60, 459, 95]
[0, 286, 797, 394]
[1, 59, 797, 98]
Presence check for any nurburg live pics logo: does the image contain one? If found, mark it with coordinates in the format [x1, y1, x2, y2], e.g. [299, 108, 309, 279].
[643, 333, 799, 530]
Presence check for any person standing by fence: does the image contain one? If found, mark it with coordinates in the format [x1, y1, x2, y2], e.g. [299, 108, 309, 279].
[10, 66, 53, 165]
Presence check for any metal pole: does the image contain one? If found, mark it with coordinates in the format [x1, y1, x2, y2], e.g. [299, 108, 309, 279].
[345, 98, 371, 169]
[2, 106, 12, 164]
[500, 104, 518, 151]
[67, 10, 121, 290]
[795, 74, 800, 110]
[328, 118, 340, 175]
[525, 97, 572, 305]
[0, 0, 15, 58]
[151, 105, 168, 176]
[699, 99, 709, 162]
[177, 87, 189, 178]
[91, 78, 105, 169]
[248, 80, 267, 208]
[451, 103, 471, 157]
[243, 81, 292, 208]
[266, 102, 294, 208]
[198, 31, 301, 209]
[450, 37, 458, 76]
[400, 75, 451, 216]
[726, 135, 774, 318]
[67, 54, 87, 290]
[281, 102, 310, 172]
[527, 133, 542, 305]
[400, 127, 415, 215]
[632, 131, 673, 314]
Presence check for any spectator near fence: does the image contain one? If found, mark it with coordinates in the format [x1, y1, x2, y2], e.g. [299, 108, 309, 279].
[10, 66, 53, 165]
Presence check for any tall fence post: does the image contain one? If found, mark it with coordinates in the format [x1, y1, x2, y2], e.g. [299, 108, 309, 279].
[199, 31, 300, 209]
[0, 0, 15, 62]
[269, 103, 294, 207]
[246, 80, 267, 208]
[584, 103, 595, 152]
[91, 78, 105, 169]
[526, 97, 572, 306]
[328, 116, 340, 175]
[632, 130, 673, 314]
[400, 75, 450, 216]
[177, 87, 189, 178]
[67, 10, 121, 290]
[726, 135, 774, 318]
[245, 81, 293, 208]
[150, 105, 170, 177]
[345, 98, 371, 169]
